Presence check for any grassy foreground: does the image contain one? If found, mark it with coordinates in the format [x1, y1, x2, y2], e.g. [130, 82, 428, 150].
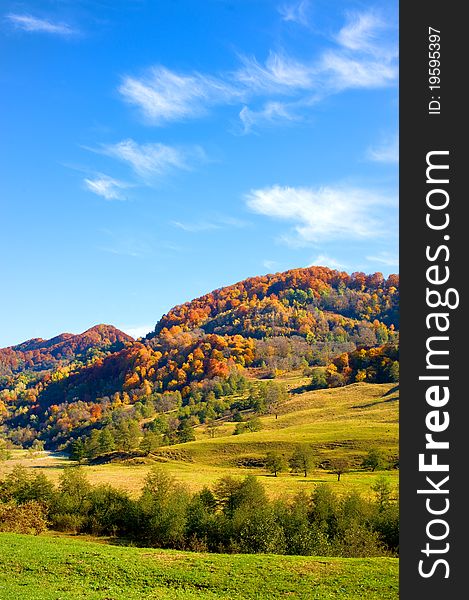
[0, 533, 398, 600]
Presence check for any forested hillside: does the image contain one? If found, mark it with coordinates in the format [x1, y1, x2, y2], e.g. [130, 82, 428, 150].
[0, 267, 398, 452]
[0, 325, 133, 377]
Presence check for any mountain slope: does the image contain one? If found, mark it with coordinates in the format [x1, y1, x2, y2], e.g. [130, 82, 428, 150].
[0, 325, 133, 377]
[149, 266, 399, 339]
[0, 266, 398, 450]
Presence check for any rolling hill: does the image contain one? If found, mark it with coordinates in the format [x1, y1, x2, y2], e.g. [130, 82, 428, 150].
[0, 324, 133, 377]
[0, 266, 399, 453]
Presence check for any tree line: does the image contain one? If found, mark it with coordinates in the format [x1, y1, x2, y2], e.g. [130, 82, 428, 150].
[0, 465, 398, 558]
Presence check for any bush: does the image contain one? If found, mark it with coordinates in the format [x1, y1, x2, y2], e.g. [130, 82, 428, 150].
[0, 464, 399, 557]
[50, 512, 86, 533]
[335, 522, 386, 557]
[0, 500, 47, 535]
[138, 468, 191, 548]
[233, 418, 262, 435]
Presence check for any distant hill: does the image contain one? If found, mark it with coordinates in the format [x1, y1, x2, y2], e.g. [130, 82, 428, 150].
[0, 325, 133, 377]
[0, 266, 398, 450]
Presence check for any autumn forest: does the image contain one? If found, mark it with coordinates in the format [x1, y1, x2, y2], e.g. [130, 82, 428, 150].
[0, 266, 399, 456]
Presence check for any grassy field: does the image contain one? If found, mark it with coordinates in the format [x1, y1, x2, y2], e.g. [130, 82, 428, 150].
[0, 533, 399, 600]
[0, 381, 399, 499]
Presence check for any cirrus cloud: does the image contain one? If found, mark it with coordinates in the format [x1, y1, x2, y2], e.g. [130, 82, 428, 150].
[367, 135, 399, 164]
[245, 184, 396, 245]
[119, 67, 242, 125]
[84, 174, 131, 200]
[278, 1, 311, 26]
[100, 139, 187, 176]
[6, 13, 77, 35]
[117, 10, 397, 131]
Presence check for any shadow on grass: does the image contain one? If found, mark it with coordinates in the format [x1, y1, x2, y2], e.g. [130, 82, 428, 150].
[28, 464, 65, 470]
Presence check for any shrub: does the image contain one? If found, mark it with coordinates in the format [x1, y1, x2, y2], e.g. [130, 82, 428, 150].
[138, 468, 191, 548]
[0, 500, 47, 535]
[50, 512, 86, 533]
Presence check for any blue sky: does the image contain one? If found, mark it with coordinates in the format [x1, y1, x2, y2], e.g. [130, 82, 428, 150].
[0, 0, 398, 347]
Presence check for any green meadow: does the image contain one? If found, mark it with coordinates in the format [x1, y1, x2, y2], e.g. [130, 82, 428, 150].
[0, 533, 398, 600]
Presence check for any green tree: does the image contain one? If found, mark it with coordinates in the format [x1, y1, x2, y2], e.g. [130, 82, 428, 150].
[31, 439, 45, 452]
[289, 445, 314, 477]
[177, 420, 195, 443]
[0, 465, 33, 503]
[98, 428, 116, 454]
[309, 369, 327, 390]
[245, 417, 262, 432]
[70, 438, 86, 463]
[214, 475, 267, 517]
[84, 430, 101, 459]
[30, 472, 55, 504]
[0, 438, 12, 462]
[233, 422, 246, 435]
[371, 476, 393, 512]
[265, 451, 288, 477]
[362, 448, 387, 472]
[140, 430, 162, 455]
[386, 361, 399, 382]
[266, 383, 288, 419]
[329, 458, 350, 482]
[206, 418, 219, 439]
[57, 467, 91, 514]
[139, 468, 190, 548]
[115, 419, 140, 452]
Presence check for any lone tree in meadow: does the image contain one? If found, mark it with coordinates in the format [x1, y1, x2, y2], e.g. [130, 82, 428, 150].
[289, 445, 314, 477]
[265, 451, 288, 477]
[329, 458, 350, 482]
[361, 448, 387, 472]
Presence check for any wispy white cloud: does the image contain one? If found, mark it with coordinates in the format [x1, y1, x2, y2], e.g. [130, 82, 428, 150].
[119, 66, 241, 125]
[239, 101, 299, 133]
[336, 12, 386, 53]
[245, 184, 396, 244]
[308, 254, 347, 270]
[319, 51, 396, 90]
[278, 1, 310, 26]
[84, 174, 131, 200]
[172, 221, 221, 233]
[235, 52, 313, 93]
[367, 135, 399, 164]
[119, 324, 152, 339]
[366, 251, 399, 267]
[118, 10, 397, 130]
[263, 259, 280, 271]
[99, 237, 151, 258]
[6, 13, 76, 35]
[96, 139, 191, 177]
[172, 215, 250, 233]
